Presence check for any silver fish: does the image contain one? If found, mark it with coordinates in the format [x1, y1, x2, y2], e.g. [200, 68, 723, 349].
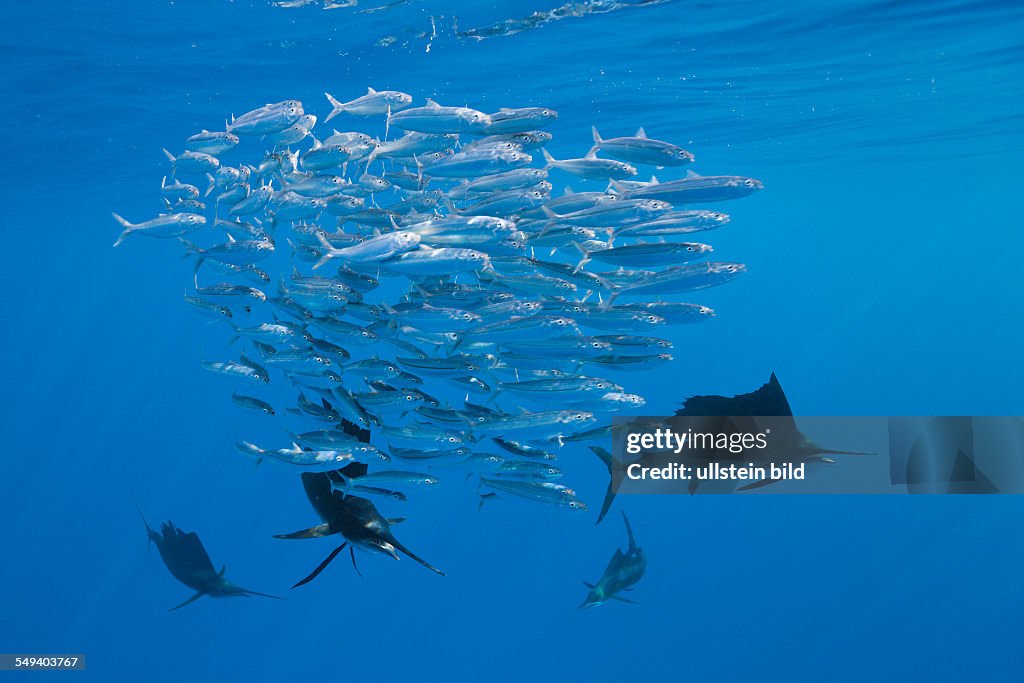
[590, 126, 694, 167]
[202, 354, 270, 384]
[111, 212, 205, 247]
[542, 148, 635, 180]
[324, 87, 412, 120]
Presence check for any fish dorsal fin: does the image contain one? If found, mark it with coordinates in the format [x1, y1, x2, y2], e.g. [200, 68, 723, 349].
[425, 98, 441, 108]
[367, 86, 377, 94]
[498, 107, 514, 113]
[649, 175, 659, 184]
[582, 581, 596, 589]
[240, 353, 256, 366]
[685, 170, 703, 179]
[292, 442, 303, 451]
[584, 148, 597, 159]
[564, 186, 574, 195]
[635, 127, 647, 138]
[220, 565, 227, 576]
[226, 233, 236, 242]
[309, 137, 322, 151]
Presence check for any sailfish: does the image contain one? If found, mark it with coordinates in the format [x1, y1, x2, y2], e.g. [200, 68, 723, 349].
[579, 512, 647, 609]
[590, 373, 871, 523]
[275, 464, 445, 588]
[135, 502, 280, 611]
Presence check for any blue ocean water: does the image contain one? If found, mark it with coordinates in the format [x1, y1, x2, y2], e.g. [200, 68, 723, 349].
[2, 0, 1024, 680]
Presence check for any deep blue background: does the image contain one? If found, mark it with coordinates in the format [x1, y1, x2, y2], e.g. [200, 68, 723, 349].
[2, 1, 1023, 680]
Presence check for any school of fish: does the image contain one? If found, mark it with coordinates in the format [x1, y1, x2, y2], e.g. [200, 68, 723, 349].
[115, 88, 761, 592]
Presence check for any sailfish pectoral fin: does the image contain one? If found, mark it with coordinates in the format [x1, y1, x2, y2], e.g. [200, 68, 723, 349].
[169, 591, 206, 612]
[350, 546, 363, 578]
[736, 478, 782, 492]
[273, 523, 332, 540]
[589, 447, 615, 526]
[610, 594, 639, 605]
[292, 542, 348, 589]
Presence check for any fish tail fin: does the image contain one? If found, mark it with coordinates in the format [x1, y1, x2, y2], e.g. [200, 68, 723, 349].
[599, 289, 619, 311]
[162, 148, 176, 164]
[541, 148, 556, 168]
[178, 238, 202, 264]
[312, 233, 338, 270]
[111, 212, 134, 247]
[204, 172, 216, 197]
[324, 92, 343, 122]
[589, 446, 616, 525]
[607, 179, 631, 196]
[571, 241, 591, 274]
[365, 144, 380, 167]
[588, 125, 602, 156]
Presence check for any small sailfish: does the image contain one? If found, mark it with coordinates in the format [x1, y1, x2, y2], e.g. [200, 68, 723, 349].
[135, 501, 280, 611]
[579, 512, 647, 609]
